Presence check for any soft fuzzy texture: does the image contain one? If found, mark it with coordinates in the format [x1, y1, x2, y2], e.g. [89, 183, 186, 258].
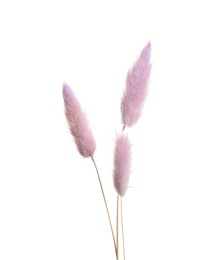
[63, 83, 96, 158]
[113, 133, 132, 197]
[121, 42, 151, 127]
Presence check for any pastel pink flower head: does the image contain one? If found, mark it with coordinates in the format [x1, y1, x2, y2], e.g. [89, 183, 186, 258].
[63, 83, 96, 158]
[113, 133, 132, 197]
[121, 42, 152, 127]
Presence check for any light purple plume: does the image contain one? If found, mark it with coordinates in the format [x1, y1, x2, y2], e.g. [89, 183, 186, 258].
[121, 42, 152, 127]
[63, 83, 96, 158]
[113, 133, 132, 197]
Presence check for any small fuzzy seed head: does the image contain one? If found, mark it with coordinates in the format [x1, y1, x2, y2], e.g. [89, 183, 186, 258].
[63, 83, 96, 158]
[113, 133, 132, 197]
[121, 42, 152, 127]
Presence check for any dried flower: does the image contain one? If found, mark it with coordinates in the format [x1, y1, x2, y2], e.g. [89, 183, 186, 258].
[63, 83, 96, 158]
[113, 133, 132, 197]
[121, 42, 151, 127]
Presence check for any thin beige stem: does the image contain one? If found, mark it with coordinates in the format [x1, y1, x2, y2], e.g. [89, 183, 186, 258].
[121, 124, 126, 260]
[121, 197, 125, 260]
[91, 156, 117, 258]
[116, 195, 120, 260]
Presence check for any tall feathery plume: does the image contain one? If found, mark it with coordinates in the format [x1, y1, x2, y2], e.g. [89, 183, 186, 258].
[121, 42, 151, 128]
[63, 83, 117, 257]
[116, 42, 152, 259]
[113, 133, 132, 259]
[63, 83, 96, 158]
[113, 133, 132, 197]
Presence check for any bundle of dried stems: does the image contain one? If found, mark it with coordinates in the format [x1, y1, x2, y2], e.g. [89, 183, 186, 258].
[63, 42, 152, 260]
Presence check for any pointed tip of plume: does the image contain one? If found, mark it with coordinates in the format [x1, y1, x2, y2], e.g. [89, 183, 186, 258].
[143, 41, 151, 56]
[121, 41, 152, 127]
[63, 83, 75, 102]
[113, 133, 132, 197]
[63, 82, 70, 96]
[63, 83, 96, 158]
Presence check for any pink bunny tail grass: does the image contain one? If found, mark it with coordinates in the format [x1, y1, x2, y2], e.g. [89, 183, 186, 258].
[121, 42, 152, 127]
[113, 133, 132, 197]
[63, 83, 96, 158]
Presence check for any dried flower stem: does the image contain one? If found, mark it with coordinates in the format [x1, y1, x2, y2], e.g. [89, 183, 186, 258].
[121, 198, 125, 260]
[91, 156, 117, 258]
[116, 195, 120, 260]
[120, 126, 126, 260]
[116, 196, 126, 260]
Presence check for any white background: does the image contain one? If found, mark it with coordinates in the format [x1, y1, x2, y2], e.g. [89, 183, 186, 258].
[0, 0, 220, 259]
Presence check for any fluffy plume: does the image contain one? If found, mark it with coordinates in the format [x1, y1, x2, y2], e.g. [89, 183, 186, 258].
[121, 42, 152, 127]
[113, 133, 132, 197]
[63, 83, 96, 158]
